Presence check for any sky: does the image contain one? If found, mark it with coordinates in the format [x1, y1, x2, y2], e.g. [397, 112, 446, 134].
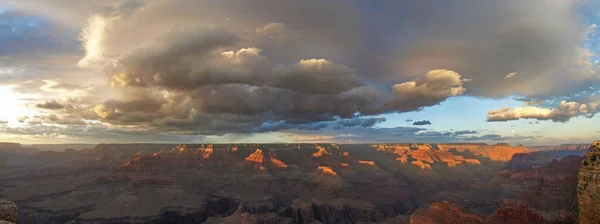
[0, 0, 599, 145]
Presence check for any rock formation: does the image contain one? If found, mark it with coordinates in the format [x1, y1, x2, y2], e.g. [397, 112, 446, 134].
[486, 199, 547, 224]
[578, 141, 600, 224]
[0, 199, 17, 223]
[409, 201, 485, 224]
[373, 143, 528, 170]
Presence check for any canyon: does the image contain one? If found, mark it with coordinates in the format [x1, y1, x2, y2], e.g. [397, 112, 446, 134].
[0, 142, 593, 223]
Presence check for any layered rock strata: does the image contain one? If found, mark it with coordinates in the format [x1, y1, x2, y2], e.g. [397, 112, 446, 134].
[578, 141, 600, 224]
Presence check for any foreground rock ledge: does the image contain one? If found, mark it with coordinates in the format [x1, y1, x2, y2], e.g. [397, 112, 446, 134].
[0, 199, 17, 224]
[578, 141, 600, 224]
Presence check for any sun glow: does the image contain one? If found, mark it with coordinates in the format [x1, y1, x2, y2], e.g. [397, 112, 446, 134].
[0, 85, 38, 126]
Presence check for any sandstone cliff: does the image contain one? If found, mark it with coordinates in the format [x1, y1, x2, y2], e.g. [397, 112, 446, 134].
[578, 141, 600, 224]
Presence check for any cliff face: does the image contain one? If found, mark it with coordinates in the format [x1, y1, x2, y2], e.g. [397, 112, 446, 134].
[531, 144, 592, 152]
[578, 141, 600, 224]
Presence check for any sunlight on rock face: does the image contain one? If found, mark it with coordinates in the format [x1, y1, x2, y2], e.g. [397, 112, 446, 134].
[463, 159, 481, 165]
[199, 145, 214, 159]
[312, 145, 331, 157]
[245, 149, 264, 163]
[269, 154, 288, 168]
[411, 160, 432, 170]
[317, 166, 337, 176]
[358, 160, 375, 166]
[396, 155, 409, 164]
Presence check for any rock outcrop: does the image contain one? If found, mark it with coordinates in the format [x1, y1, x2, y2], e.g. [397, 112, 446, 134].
[578, 141, 600, 224]
[0, 199, 17, 223]
[486, 199, 547, 224]
[409, 201, 485, 224]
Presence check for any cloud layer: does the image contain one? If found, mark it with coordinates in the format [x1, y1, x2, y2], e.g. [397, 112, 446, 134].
[0, 0, 598, 143]
[488, 100, 600, 122]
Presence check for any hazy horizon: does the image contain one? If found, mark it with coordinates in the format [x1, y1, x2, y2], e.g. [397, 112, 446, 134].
[6, 141, 595, 148]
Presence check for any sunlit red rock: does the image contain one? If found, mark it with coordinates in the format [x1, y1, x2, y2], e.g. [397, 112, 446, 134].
[312, 145, 331, 157]
[245, 149, 265, 164]
[358, 160, 375, 166]
[463, 159, 481, 165]
[269, 154, 287, 168]
[396, 155, 409, 164]
[196, 144, 214, 159]
[411, 161, 432, 170]
[317, 166, 337, 176]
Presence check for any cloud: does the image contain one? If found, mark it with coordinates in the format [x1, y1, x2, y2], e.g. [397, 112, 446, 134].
[412, 120, 432, 126]
[35, 99, 66, 110]
[43, 18, 467, 135]
[504, 72, 517, 79]
[461, 134, 535, 142]
[391, 0, 598, 98]
[39, 79, 82, 93]
[0, 0, 598, 142]
[284, 126, 534, 144]
[487, 100, 600, 122]
[272, 59, 361, 94]
[337, 117, 386, 127]
[371, 69, 469, 114]
[454, 130, 477, 135]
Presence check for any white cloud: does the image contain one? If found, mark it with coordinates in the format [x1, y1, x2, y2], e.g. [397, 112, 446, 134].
[488, 100, 600, 122]
[504, 72, 517, 79]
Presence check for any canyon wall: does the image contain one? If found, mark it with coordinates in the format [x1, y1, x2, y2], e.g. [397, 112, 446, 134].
[578, 141, 600, 224]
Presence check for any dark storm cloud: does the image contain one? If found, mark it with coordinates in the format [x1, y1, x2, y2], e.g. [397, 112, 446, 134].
[337, 117, 386, 127]
[412, 120, 432, 126]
